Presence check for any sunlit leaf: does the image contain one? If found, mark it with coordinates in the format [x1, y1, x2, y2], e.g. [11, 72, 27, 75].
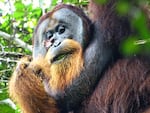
[0, 0, 5, 2]
[64, 0, 78, 4]
[121, 37, 141, 56]
[14, 1, 25, 11]
[79, 1, 89, 5]
[32, 8, 42, 17]
[26, 4, 33, 12]
[13, 11, 24, 19]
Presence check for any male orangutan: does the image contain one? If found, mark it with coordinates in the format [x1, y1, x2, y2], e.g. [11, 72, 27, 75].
[9, 0, 150, 113]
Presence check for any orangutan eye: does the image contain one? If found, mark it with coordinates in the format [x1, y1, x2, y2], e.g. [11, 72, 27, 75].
[56, 25, 65, 34]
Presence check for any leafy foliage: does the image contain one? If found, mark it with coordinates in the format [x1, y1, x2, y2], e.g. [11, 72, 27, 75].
[0, 0, 41, 112]
[116, 0, 150, 56]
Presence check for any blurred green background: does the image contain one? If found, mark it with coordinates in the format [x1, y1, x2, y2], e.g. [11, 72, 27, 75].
[0, 0, 149, 112]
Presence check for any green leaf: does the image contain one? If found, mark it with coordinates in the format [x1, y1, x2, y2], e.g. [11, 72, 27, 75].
[26, 4, 33, 12]
[0, 104, 15, 113]
[14, 1, 25, 11]
[63, 0, 79, 4]
[116, 1, 130, 15]
[121, 37, 141, 56]
[131, 11, 150, 39]
[32, 8, 42, 17]
[0, 88, 8, 101]
[13, 11, 24, 19]
[55, 54, 66, 61]
[0, 21, 9, 30]
[79, 1, 88, 5]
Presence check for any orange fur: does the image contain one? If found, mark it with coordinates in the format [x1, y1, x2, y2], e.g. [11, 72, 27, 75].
[9, 39, 83, 113]
[9, 57, 59, 113]
[30, 39, 83, 96]
[46, 39, 83, 94]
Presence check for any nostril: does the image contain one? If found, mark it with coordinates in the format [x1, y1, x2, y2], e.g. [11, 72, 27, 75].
[50, 38, 55, 44]
[44, 38, 55, 49]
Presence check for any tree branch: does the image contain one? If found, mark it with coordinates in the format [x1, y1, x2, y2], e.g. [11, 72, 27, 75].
[0, 99, 16, 110]
[0, 69, 12, 73]
[0, 31, 32, 51]
[0, 58, 18, 63]
[0, 52, 25, 58]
